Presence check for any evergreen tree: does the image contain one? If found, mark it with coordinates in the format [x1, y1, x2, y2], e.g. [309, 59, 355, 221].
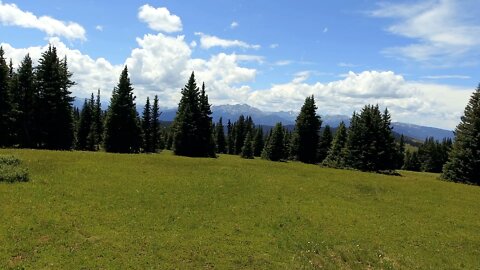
[215, 117, 226, 153]
[234, 115, 246, 154]
[241, 131, 254, 159]
[0, 47, 13, 147]
[14, 54, 35, 148]
[396, 135, 406, 169]
[142, 97, 152, 152]
[261, 123, 285, 161]
[151, 95, 161, 153]
[253, 127, 264, 157]
[402, 150, 421, 171]
[76, 97, 94, 150]
[91, 89, 104, 149]
[317, 125, 333, 163]
[104, 66, 141, 153]
[442, 85, 480, 184]
[323, 122, 347, 168]
[198, 83, 216, 157]
[227, 120, 234, 154]
[290, 95, 322, 163]
[35, 46, 75, 150]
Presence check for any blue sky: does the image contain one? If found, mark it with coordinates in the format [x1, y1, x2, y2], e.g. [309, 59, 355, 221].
[1, 0, 479, 129]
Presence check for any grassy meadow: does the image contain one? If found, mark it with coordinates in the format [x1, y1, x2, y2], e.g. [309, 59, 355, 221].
[1, 149, 479, 269]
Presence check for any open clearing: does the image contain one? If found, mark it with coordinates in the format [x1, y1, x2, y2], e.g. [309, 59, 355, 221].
[1, 149, 479, 269]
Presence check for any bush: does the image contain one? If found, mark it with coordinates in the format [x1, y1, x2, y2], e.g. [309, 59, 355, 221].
[0, 155, 29, 183]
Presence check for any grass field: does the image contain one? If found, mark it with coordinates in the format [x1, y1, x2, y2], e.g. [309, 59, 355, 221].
[1, 149, 479, 269]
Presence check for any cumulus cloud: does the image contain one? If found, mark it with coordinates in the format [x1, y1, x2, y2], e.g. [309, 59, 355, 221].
[371, 0, 480, 64]
[0, 1, 86, 40]
[195, 32, 261, 50]
[230, 21, 239, 29]
[138, 4, 182, 33]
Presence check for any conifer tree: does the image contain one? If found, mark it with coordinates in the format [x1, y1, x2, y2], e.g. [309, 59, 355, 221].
[91, 89, 103, 149]
[290, 95, 322, 163]
[76, 97, 94, 150]
[396, 135, 406, 169]
[215, 117, 226, 153]
[261, 123, 285, 161]
[35, 46, 75, 150]
[198, 83, 216, 157]
[323, 122, 347, 168]
[241, 131, 254, 159]
[151, 95, 161, 152]
[253, 127, 264, 157]
[0, 47, 13, 147]
[142, 97, 152, 152]
[442, 85, 480, 184]
[402, 150, 421, 171]
[317, 125, 333, 163]
[234, 115, 246, 154]
[227, 120, 235, 154]
[104, 66, 141, 153]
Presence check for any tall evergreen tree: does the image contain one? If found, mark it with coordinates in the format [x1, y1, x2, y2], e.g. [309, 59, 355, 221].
[104, 66, 142, 153]
[396, 135, 406, 169]
[142, 97, 153, 152]
[234, 115, 246, 154]
[317, 125, 333, 163]
[15, 54, 36, 148]
[76, 97, 94, 150]
[215, 117, 226, 153]
[261, 123, 285, 161]
[253, 127, 264, 157]
[322, 122, 347, 168]
[290, 95, 322, 163]
[90, 89, 104, 149]
[0, 47, 13, 147]
[402, 150, 421, 171]
[35, 46, 75, 150]
[198, 83, 216, 157]
[151, 95, 161, 153]
[241, 131, 254, 159]
[442, 85, 480, 184]
[227, 119, 234, 154]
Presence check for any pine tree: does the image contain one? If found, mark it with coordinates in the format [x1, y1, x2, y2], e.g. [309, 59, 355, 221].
[198, 83, 216, 157]
[142, 97, 152, 152]
[15, 54, 36, 148]
[234, 115, 246, 154]
[442, 85, 480, 184]
[261, 123, 285, 161]
[0, 47, 13, 147]
[317, 125, 333, 163]
[151, 95, 161, 153]
[396, 135, 406, 169]
[402, 150, 421, 171]
[104, 66, 142, 153]
[323, 122, 347, 168]
[91, 89, 104, 149]
[215, 117, 226, 153]
[241, 131, 254, 159]
[290, 95, 322, 163]
[76, 97, 94, 150]
[35, 46, 75, 150]
[253, 127, 264, 157]
[227, 120, 234, 154]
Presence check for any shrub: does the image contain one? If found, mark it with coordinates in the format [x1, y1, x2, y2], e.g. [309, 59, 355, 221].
[0, 155, 29, 183]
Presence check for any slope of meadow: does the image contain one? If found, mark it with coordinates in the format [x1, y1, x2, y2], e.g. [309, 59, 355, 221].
[1, 149, 479, 269]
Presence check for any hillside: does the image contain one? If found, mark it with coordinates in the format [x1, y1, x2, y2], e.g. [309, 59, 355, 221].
[1, 149, 479, 269]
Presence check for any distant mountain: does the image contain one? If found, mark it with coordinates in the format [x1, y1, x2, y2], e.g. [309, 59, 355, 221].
[391, 122, 454, 141]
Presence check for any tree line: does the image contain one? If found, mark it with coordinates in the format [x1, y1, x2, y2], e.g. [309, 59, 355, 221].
[1, 45, 479, 185]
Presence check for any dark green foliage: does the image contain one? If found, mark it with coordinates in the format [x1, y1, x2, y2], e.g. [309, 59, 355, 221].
[442, 85, 480, 185]
[0, 155, 29, 182]
[402, 150, 421, 171]
[0, 47, 13, 147]
[234, 115, 246, 154]
[151, 95, 161, 153]
[35, 46, 75, 150]
[90, 89, 104, 149]
[75, 97, 95, 151]
[317, 125, 333, 163]
[344, 105, 397, 171]
[322, 122, 347, 168]
[142, 97, 153, 152]
[396, 135, 406, 169]
[253, 127, 264, 157]
[172, 73, 215, 157]
[227, 120, 234, 154]
[104, 66, 142, 153]
[261, 123, 285, 161]
[417, 137, 452, 173]
[290, 96, 322, 163]
[215, 117, 226, 153]
[15, 54, 36, 148]
[240, 131, 254, 159]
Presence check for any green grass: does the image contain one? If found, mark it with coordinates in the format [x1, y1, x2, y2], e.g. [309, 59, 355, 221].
[1, 149, 479, 269]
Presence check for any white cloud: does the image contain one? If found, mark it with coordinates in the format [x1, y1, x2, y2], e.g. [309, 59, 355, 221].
[95, 25, 103, 31]
[0, 1, 86, 40]
[230, 21, 239, 29]
[371, 0, 480, 64]
[195, 32, 261, 50]
[338, 62, 357, 68]
[269, 43, 279, 49]
[274, 60, 292, 66]
[138, 4, 182, 33]
[189, 40, 197, 48]
[421, 75, 471, 80]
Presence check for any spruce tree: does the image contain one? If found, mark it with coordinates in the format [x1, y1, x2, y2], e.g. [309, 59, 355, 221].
[323, 122, 347, 168]
[241, 131, 254, 159]
[35, 46, 75, 150]
[142, 97, 152, 152]
[104, 66, 142, 153]
[91, 89, 104, 149]
[234, 115, 246, 154]
[76, 97, 94, 150]
[15, 54, 36, 148]
[151, 95, 161, 153]
[227, 120, 234, 154]
[261, 123, 285, 161]
[0, 47, 13, 147]
[198, 83, 216, 157]
[253, 127, 264, 157]
[396, 135, 406, 169]
[291, 95, 322, 163]
[442, 85, 480, 184]
[402, 150, 421, 171]
[215, 117, 226, 153]
[317, 125, 333, 163]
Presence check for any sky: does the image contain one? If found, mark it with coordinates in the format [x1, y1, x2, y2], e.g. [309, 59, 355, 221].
[1, 0, 479, 129]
